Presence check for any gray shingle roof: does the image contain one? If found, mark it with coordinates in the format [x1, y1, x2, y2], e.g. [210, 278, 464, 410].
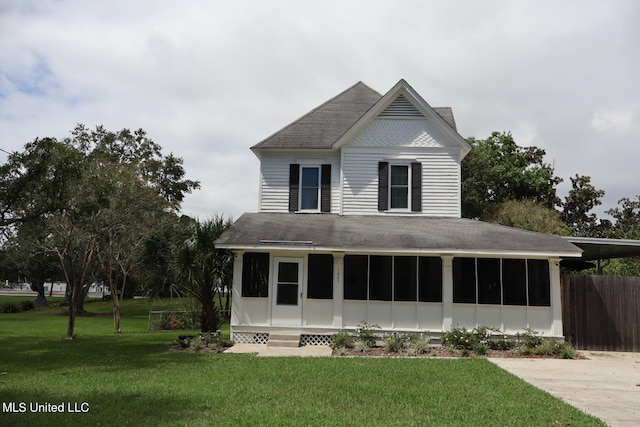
[252, 82, 459, 150]
[216, 213, 582, 256]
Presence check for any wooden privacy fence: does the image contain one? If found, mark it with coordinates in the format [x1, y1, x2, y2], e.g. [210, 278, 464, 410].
[561, 274, 640, 352]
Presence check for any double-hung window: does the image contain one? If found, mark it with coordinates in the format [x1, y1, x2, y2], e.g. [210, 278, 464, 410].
[378, 161, 422, 212]
[289, 164, 331, 213]
[390, 165, 409, 209]
[300, 167, 320, 211]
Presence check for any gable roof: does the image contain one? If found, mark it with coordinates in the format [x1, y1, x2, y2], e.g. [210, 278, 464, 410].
[252, 82, 381, 150]
[251, 80, 462, 151]
[216, 213, 582, 258]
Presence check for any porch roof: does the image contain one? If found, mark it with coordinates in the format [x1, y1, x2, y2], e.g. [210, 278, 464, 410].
[215, 213, 582, 258]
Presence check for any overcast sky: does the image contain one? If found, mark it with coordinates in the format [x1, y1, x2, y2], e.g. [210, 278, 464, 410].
[1, 0, 638, 221]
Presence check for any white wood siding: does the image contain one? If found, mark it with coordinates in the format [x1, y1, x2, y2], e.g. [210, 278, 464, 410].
[259, 152, 341, 213]
[341, 147, 461, 217]
[349, 118, 458, 148]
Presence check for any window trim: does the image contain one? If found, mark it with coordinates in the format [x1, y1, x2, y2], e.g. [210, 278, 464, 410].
[388, 164, 411, 211]
[299, 166, 321, 212]
[378, 161, 422, 212]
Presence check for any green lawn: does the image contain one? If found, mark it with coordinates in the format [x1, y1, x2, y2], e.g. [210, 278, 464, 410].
[0, 297, 604, 426]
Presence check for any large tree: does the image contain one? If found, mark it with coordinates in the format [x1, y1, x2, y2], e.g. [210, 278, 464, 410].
[94, 162, 168, 334]
[1, 125, 199, 339]
[607, 196, 640, 240]
[560, 175, 608, 237]
[462, 132, 562, 219]
[2, 218, 61, 303]
[0, 138, 83, 232]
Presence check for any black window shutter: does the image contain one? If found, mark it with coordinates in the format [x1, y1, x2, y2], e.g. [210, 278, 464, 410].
[321, 164, 331, 212]
[411, 162, 422, 212]
[378, 162, 389, 211]
[288, 164, 300, 212]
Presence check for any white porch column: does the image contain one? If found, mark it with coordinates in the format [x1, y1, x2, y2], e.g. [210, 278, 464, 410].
[333, 253, 345, 328]
[549, 257, 563, 337]
[442, 255, 454, 331]
[230, 250, 245, 327]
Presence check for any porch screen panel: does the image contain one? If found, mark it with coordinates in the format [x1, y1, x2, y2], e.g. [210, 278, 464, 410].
[307, 254, 333, 299]
[502, 259, 527, 305]
[527, 260, 550, 306]
[477, 258, 501, 304]
[344, 255, 368, 300]
[453, 257, 476, 303]
[394, 256, 417, 301]
[241, 252, 269, 297]
[369, 256, 392, 301]
[418, 257, 442, 302]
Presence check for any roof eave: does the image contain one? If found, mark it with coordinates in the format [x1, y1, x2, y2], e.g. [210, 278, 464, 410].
[215, 242, 581, 258]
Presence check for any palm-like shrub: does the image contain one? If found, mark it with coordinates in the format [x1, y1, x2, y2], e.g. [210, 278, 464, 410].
[171, 215, 233, 332]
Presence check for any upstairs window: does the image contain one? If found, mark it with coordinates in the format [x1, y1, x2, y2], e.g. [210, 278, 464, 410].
[378, 162, 422, 212]
[300, 167, 320, 210]
[390, 165, 409, 209]
[289, 164, 331, 212]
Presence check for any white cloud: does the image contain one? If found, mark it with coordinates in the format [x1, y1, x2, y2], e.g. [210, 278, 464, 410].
[1, 0, 639, 220]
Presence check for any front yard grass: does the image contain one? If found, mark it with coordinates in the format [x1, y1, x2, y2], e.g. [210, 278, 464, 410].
[0, 297, 604, 426]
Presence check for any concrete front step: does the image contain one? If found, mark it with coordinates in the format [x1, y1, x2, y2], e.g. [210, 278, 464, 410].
[267, 333, 301, 348]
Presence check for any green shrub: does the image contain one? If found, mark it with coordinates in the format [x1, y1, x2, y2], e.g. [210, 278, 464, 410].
[473, 325, 500, 344]
[21, 300, 35, 311]
[558, 342, 576, 359]
[407, 332, 431, 354]
[384, 333, 408, 353]
[441, 326, 477, 350]
[516, 333, 577, 359]
[488, 334, 516, 351]
[1, 300, 36, 313]
[353, 338, 370, 352]
[355, 321, 380, 347]
[330, 331, 354, 349]
[473, 343, 488, 355]
[520, 328, 544, 348]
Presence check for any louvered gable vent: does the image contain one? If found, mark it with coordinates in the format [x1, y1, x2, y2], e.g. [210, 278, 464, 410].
[379, 95, 424, 118]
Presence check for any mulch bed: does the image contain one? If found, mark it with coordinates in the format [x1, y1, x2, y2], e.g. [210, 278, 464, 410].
[335, 346, 587, 359]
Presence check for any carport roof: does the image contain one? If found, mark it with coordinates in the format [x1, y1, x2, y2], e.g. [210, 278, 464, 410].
[563, 236, 640, 261]
[216, 213, 582, 257]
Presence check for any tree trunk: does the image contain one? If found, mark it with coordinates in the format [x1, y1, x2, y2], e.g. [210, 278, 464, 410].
[31, 278, 47, 304]
[74, 293, 86, 314]
[113, 301, 121, 334]
[200, 301, 219, 332]
[66, 289, 77, 340]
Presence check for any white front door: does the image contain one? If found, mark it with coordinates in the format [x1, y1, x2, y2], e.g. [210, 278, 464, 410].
[271, 258, 303, 326]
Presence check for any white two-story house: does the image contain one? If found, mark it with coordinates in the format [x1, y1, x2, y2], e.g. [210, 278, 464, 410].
[215, 79, 581, 345]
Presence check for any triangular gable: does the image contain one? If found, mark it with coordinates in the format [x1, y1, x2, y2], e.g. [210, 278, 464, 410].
[333, 80, 471, 157]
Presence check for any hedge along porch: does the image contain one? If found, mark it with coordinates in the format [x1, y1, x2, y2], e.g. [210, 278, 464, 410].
[216, 213, 581, 343]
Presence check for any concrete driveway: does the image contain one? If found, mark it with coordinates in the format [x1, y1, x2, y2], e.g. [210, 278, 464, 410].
[491, 351, 640, 427]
